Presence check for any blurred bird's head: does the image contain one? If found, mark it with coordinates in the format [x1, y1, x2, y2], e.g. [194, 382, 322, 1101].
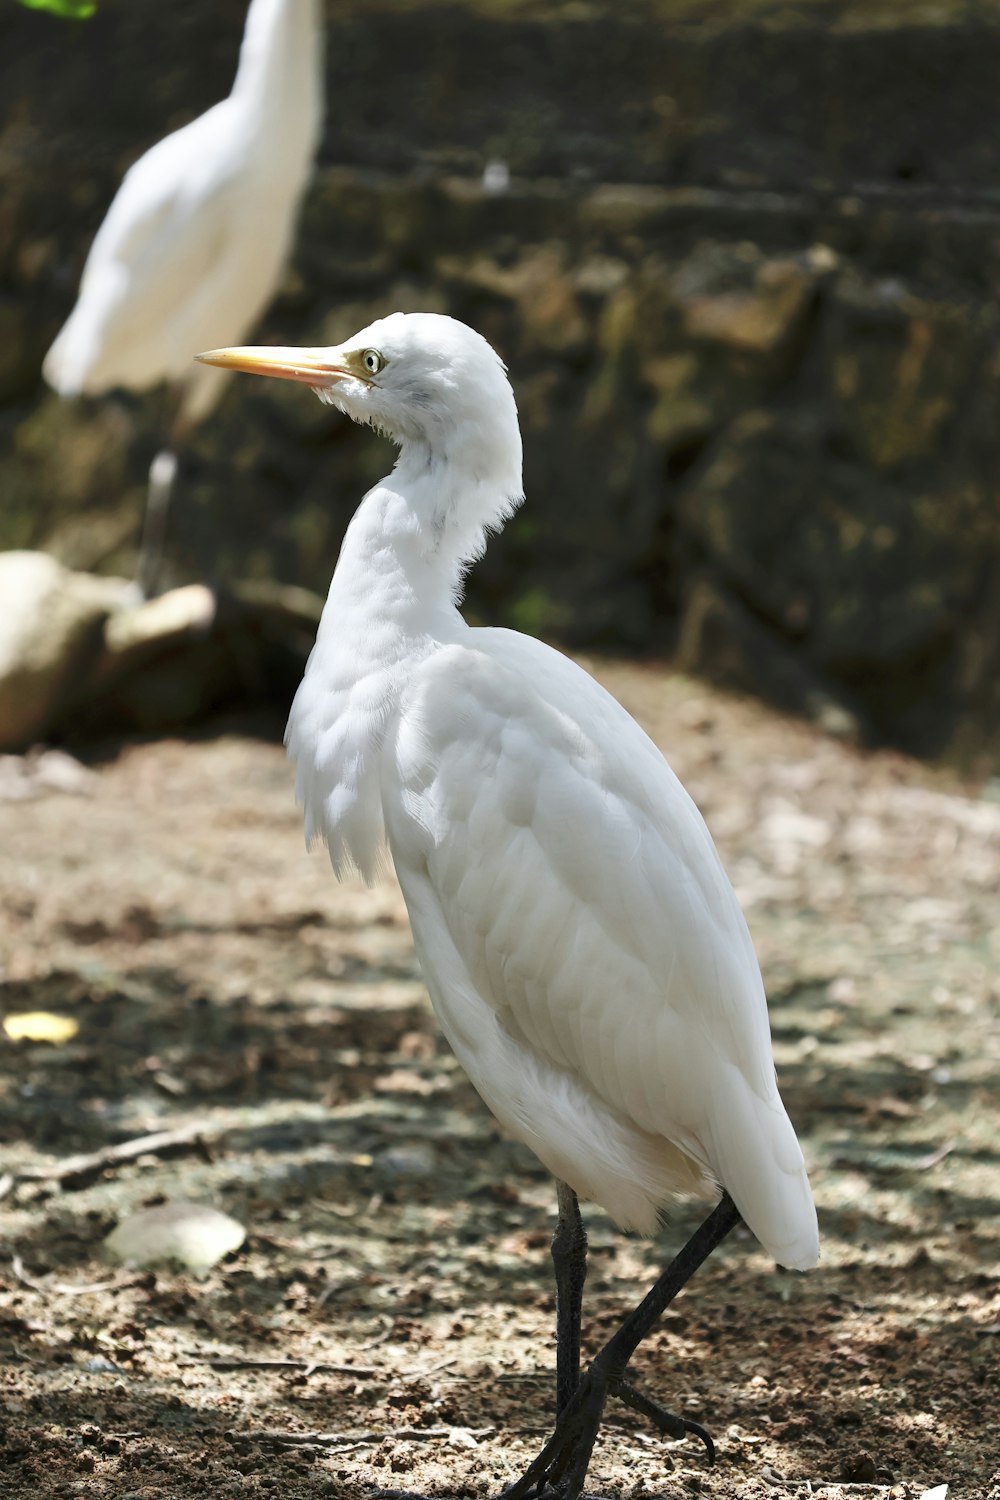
[197, 312, 522, 493]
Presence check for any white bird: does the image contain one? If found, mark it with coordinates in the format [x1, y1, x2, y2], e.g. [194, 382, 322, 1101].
[43, 0, 323, 597]
[198, 313, 819, 1499]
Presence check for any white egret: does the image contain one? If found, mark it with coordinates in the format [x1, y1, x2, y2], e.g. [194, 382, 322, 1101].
[43, 0, 323, 597]
[198, 314, 819, 1498]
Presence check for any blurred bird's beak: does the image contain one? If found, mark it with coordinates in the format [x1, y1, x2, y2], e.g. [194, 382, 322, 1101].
[195, 346, 351, 385]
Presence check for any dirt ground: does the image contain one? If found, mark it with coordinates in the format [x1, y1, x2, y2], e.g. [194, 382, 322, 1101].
[0, 661, 997, 1500]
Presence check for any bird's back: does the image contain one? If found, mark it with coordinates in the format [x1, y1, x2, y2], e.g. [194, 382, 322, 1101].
[384, 629, 819, 1271]
[44, 0, 322, 418]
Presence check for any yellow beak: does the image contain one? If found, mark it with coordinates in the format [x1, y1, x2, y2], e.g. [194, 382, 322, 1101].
[194, 345, 352, 385]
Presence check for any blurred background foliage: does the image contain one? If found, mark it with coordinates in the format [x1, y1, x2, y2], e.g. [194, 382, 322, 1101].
[3, 0, 1000, 759]
[14, 0, 95, 18]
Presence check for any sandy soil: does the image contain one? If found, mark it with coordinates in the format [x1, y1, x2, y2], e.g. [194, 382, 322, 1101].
[1, 661, 998, 1500]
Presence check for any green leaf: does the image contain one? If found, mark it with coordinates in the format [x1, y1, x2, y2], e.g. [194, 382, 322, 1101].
[16, 0, 97, 18]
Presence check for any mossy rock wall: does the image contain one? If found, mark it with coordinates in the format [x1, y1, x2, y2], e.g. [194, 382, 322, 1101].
[3, 0, 1000, 757]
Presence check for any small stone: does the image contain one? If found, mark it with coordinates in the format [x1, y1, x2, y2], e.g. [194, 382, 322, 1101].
[105, 1201, 246, 1272]
[841, 1452, 879, 1483]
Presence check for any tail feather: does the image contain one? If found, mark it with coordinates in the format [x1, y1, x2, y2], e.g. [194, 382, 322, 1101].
[706, 1065, 819, 1271]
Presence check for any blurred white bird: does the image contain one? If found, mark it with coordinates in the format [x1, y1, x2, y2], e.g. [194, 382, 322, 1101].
[44, 0, 324, 597]
[198, 313, 819, 1499]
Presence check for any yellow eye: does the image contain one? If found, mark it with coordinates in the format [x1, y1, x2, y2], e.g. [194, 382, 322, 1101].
[362, 349, 385, 375]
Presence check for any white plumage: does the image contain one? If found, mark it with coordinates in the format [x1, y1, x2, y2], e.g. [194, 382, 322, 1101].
[199, 312, 819, 1280]
[44, 0, 323, 429]
[199, 314, 819, 1490]
[389, 634, 815, 1267]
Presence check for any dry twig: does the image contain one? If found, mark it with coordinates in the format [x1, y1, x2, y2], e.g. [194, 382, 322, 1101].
[913, 1138, 957, 1171]
[225, 1424, 495, 1450]
[181, 1354, 378, 1376]
[10, 1255, 147, 1297]
[12, 1124, 214, 1189]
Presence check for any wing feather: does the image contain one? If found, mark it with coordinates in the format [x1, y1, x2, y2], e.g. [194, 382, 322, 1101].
[386, 630, 818, 1268]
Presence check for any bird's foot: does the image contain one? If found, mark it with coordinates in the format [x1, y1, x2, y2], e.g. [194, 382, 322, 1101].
[608, 1376, 715, 1461]
[501, 1367, 713, 1500]
[500, 1367, 608, 1500]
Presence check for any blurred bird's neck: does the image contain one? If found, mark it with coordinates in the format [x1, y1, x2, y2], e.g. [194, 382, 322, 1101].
[232, 0, 323, 135]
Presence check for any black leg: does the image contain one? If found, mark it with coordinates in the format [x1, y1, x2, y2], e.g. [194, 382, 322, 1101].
[502, 1191, 742, 1500]
[551, 1181, 587, 1415]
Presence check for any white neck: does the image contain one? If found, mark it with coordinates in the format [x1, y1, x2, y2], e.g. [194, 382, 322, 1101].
[390, 431, 521, 592]
[285, 430, 522, 884]
[320, 480, 464, 667]
[231, 0, 323, 137]
[318, 423, 522, 671]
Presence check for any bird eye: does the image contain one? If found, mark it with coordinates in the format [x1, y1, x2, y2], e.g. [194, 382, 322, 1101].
[362, 349, 384, 375]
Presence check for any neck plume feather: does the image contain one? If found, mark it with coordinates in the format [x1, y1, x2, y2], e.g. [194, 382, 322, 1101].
[388, 385, 525, 593]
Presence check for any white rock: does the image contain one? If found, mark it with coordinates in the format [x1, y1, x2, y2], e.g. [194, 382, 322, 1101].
[105, 1201, 246, 1272]
[102, 583, 217, 658]
[0, 746, 98, 801]
[0, 550, 130, 749]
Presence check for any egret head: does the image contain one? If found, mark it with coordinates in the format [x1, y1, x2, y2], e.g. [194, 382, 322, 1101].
[198, 312, 524, 571]
[197, 311, 521, 472]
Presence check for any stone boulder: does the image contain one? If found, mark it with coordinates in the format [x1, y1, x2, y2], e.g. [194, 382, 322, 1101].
[0, 551, 131, 750]
[0, 552, 323, 749]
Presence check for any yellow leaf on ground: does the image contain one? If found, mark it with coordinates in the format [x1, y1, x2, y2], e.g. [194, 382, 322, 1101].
[2, 1011, 80, 1044]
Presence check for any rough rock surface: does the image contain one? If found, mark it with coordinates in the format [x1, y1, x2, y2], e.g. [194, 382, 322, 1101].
[2, 1, 1000, 757]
